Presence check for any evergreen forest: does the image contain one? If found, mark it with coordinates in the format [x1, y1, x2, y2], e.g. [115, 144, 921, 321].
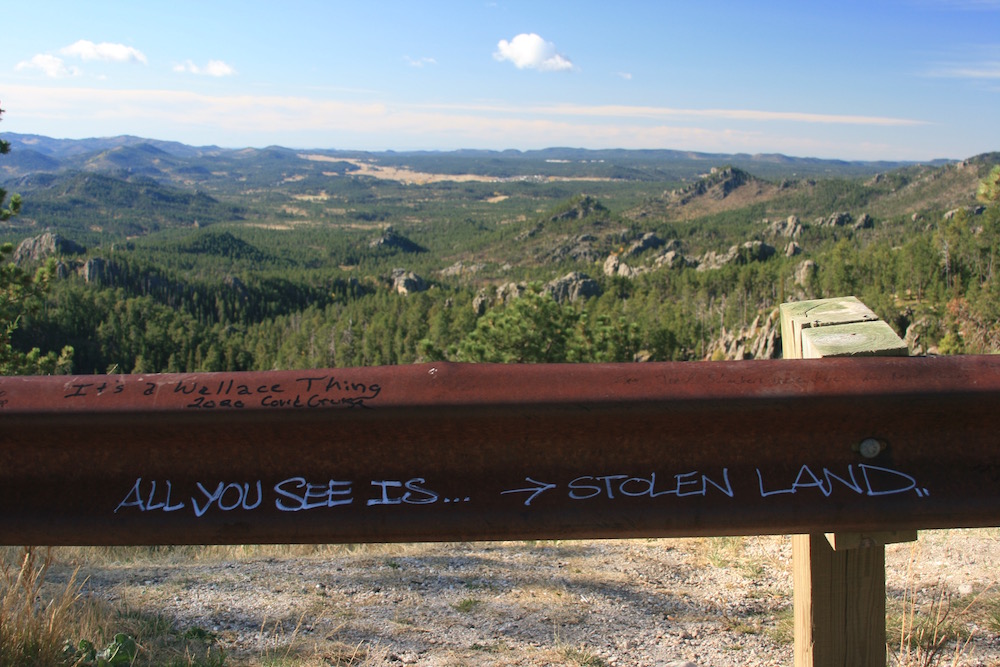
[2, 129, 999, 376]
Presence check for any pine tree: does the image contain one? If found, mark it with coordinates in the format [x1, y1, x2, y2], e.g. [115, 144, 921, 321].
[978, 165, 1000, 204]
[0, 102, 73, 374]
[0, 102, 21, 220]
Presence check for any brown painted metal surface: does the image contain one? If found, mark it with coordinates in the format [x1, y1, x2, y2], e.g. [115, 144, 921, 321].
[1, 357, 999, 545]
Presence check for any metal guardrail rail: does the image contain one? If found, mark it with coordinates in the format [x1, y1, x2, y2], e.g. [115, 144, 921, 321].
[1, 356, 999, 546]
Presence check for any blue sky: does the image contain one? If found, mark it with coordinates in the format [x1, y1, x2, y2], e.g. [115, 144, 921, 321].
[1, 1, 998, 160]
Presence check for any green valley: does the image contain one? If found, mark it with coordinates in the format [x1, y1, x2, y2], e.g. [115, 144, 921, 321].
[2, 132, 998, 375]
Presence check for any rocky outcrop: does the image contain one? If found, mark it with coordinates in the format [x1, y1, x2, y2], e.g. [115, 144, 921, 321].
[12, 232, 85, 265]
[605, 236, 777, 276]
[549, 195, 608, 222]
[53, 262, 71, 279]
[653, 249, 693, 269]
[624, 232, 666, 257]
[602, 237, 689, 278]
[669, 166, 756, 204]
[795, 259, 817, 287]
[544, 272, 601, 303]
[439, 261, 484, 278]
[545, 234, 602, 263]
[370, 226, 425, 253]
[704, 308, 782, 361]
[471, 289, 493, 316]
[696, 249, 730, 271]
[606, 236, 781, 276]
[391, 269, 426, 295]
[740, 241, 776, 263]
[495, 282, 527, 304]
[473, 282, 528, 314]
[603, 254, 642, 279]
[471, 275, 598, 312]
[904, 315, 937, 356]
[82, 256, 167, 293]
[697, 241, 776, 271]
[764, 215, 802, 238]
[82, 257, 115, 284]
[514, 225, 542, 242]
[815, 211, 853, 227]
[944, 206, 985, 220]
[853, 213, 874, 230]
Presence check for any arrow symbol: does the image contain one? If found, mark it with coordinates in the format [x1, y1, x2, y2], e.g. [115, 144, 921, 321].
[501, 477, 557, 506]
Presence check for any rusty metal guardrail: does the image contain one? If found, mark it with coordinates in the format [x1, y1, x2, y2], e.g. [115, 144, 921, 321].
[1, 356, 999, 545]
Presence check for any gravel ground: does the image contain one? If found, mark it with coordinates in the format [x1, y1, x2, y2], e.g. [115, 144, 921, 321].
[63, 529, 1000, 666]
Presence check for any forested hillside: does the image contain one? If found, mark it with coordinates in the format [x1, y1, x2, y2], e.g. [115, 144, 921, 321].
[2, 132, 998, 375]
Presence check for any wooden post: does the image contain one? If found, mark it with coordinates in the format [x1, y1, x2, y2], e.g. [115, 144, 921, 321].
[780, 296, 915, 667]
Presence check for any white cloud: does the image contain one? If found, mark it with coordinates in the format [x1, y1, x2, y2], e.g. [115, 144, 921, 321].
[422, 101, 928, 127]
[0, 84, 938, 160]
[929, 61, 1000, 79]
[174, 60, 237, 77]
[15, 54, 80, 78]
[60, 40, 147, 65]
[404, 56, 437, 68]
[616, 72, 633, 80]
[494, 33, 574, 72]
[15, 40, 147, 78]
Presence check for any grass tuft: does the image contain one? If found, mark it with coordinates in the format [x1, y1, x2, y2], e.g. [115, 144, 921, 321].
[0, 546, 229, 667]
[0, 547, 87, 667]
[887, 545, 986, 667]
[557, 644, 606, 666]
[453, 597, 481, 613]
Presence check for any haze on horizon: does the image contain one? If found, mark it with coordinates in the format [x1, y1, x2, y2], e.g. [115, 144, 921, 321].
[1, 1, 998, 162]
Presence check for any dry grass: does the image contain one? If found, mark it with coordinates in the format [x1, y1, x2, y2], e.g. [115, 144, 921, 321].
[0, 547, 92, 666]
[6, 536, 998, 666]
[0, 546, 233, 667]
[15, 543, 436, 666]
[887, 544, 988, 667]
[887, 586, 978, 667]
[49, 543, 378, 568]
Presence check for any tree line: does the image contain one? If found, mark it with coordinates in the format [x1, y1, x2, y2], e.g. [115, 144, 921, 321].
[7, 188, 1000, 375]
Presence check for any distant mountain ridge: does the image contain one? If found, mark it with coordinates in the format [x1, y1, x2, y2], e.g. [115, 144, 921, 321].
[1, 131, 990, 248]
[5, 133, 223, 159]
[4, 170, 244, 237]
[1, 133, 953, 184]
